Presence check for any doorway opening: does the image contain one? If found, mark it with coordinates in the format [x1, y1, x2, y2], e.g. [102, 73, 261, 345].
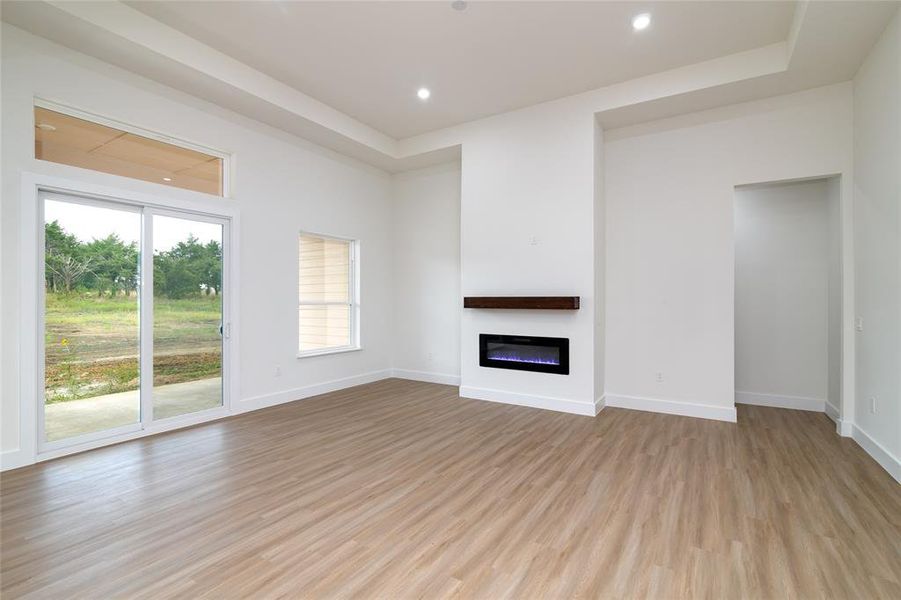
[733, 177, 842, 420]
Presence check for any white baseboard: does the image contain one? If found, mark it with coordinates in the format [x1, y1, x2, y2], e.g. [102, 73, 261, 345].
[238, 369, 393, 412]
[735, 391, 825, 412]
[605, 393, 737, 422]
[824, 402, 840, 422]
[852, 424, 901, 484]
[459, 386, 598, 416]
[391, 369, 461, 386]
[836, 419, 853, 437]
[1, 448, 31, 471]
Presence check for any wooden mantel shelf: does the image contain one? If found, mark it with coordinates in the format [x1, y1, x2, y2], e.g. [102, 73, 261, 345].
[463, 296, 580, 310]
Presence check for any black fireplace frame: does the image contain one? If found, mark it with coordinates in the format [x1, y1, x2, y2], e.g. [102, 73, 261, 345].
[479, 334, 570, 375]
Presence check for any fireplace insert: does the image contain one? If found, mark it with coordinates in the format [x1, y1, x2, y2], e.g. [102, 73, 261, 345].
[479, 334, 569, 375]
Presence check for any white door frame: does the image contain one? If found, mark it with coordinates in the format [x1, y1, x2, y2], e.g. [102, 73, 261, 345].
[142, 206, 231, 425]
[36, 192, 145, 452]
[19, 171, 240, 463]
[731, 172, 855, 435]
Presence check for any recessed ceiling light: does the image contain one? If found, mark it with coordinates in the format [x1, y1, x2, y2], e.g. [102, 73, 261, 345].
[162, 177, 173, 182]
[417, 87, 431, 100]
[36, 123, 57, 131]
[451, 1, 467, 11]
[632, 13, 651, 31]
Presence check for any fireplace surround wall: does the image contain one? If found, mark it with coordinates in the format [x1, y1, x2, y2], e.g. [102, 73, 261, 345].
[479, 334, 570, 375]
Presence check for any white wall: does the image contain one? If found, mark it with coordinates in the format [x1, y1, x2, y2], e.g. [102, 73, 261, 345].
[734, 180, 834, 406]
[391, 162, 461, 384]
[458, 105, 598, 415]
[604, 84, 853, 420]
[852, 9, 900, 474]
[1, 25, 395, 466]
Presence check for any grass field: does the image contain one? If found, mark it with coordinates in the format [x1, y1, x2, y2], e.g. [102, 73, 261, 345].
[45, 293, 221, 402]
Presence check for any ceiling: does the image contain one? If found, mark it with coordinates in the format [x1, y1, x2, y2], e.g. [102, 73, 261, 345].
[125, 1, 796, 138]
[2, 1, 896, 171]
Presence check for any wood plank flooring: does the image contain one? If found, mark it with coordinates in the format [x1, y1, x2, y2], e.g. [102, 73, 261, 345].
[1, 378, 899, 599]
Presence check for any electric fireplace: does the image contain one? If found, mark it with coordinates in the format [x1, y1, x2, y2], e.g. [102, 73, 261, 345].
[479, 334, 569, 375]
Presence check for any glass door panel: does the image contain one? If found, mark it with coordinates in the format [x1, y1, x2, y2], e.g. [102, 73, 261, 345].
[152, 214, 224, 420]
[43, 197, 142, 442]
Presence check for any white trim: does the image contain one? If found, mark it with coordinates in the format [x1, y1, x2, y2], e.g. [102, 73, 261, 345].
[41, 191, 144, 213]
[852, 424, 901, 484]
[836, 419, 853, 437]
[29, 171, 239, 218]
[735, 391, 826, 412]
[837, 173, 855, 429]
[34, 97, 232, 197]
[140, 207, 154, 423]
[0, 449, 31, 471]
[297, 345, 362, 359]
[18, 174, 41, 468]
[824, 401, 840, 422]
[35, 195, 48, 450]
[297, 230, 357, 244]
[459, 386, 598, 416]
[238, 369, 392, 413]
[391, 369, 461, 386]
[605, 393, 738, 422]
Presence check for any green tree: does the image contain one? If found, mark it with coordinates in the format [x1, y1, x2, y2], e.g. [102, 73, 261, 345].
[199, 240, 222, 295]
[83, 235, 138, 296]
[154, 251, 199, 299]
[152, 236, 220, 298]
[163, 259, 197, 298]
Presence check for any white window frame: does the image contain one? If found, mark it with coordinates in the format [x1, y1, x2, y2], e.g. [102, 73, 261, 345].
[34, 98, 233, 198]
[297, 231, 360, 358]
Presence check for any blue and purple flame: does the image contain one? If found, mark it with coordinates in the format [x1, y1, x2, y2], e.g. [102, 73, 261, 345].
[487, 352, 560, 366]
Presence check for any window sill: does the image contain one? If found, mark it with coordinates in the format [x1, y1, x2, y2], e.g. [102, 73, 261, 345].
[297, 345, 362, 359]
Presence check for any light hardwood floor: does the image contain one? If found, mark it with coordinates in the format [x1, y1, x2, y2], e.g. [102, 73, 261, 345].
[2, 379, 899, 599]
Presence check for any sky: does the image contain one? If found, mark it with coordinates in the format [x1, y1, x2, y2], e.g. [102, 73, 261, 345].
[45, 199, 221, 252]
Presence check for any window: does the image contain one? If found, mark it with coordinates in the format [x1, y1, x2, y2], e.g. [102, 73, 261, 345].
[34, 103, 227, 196]
[298, 233, 358, 355]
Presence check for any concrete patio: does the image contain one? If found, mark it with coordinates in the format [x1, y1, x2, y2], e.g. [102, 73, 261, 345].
[45, 377, 222, 442]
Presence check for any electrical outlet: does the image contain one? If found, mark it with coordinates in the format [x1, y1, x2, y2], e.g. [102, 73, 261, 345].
[275, 364, 282, 377]
[427, 352, 434, 362]
[655, 372, 664, 383]
[870, 397, 877, 414]
[856, 317, 864, 332]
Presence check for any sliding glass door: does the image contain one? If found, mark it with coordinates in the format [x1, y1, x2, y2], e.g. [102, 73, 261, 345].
[151, 212, 224, 420]
[40, 192, 229, 450]
[42, 197, 142, 443]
